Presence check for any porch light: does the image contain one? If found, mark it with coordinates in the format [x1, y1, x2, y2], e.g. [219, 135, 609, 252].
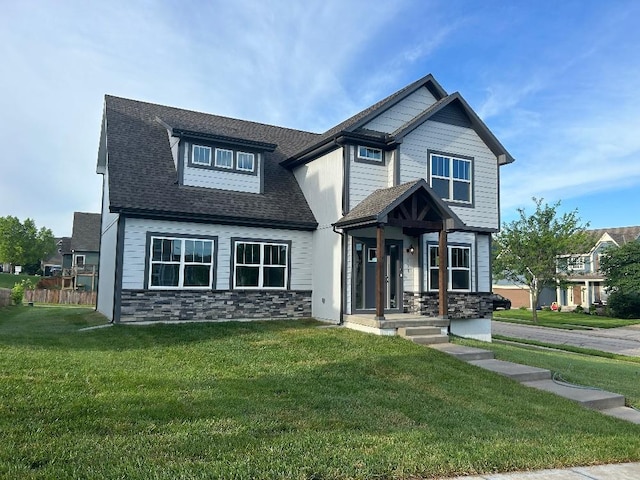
[406, 245, 415, 255]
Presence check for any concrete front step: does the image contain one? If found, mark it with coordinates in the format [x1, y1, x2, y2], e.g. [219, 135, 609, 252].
[429, 343, 495, 361]
[469, 359, 551, 382]
[398, 326, 442, 337]
[407, 334, 449, 345]
[523, 379, 626, 410]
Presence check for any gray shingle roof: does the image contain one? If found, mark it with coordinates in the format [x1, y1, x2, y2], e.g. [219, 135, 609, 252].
[334, 179, 465, 231]
[589, 226, 640, 246]
[70, 212, 101, 252]
[103, 96, 319, 229]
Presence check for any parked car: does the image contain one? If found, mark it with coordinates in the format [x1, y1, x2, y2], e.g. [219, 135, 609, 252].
[490, 293, 511, 310]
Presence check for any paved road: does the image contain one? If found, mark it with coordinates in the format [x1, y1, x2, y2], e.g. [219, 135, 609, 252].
[491, 321, 640, 357]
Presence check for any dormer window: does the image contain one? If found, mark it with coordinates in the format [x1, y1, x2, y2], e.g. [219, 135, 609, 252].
[214, 148, 233, 169]
[192, 145, 212, 166]
[357, 146, 383, 162]
[237, 152, 255, 172]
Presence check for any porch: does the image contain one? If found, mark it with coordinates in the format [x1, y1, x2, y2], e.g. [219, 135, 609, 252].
[343, 313, 450, 344]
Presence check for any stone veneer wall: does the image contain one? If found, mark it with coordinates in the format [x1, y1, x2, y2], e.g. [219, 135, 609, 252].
[403, 291, 492, 319]
[119, 290, 312, 322]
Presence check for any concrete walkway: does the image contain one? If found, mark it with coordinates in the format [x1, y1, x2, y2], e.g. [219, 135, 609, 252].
[492, 321, 640, 357]
[444, 461, 640, 479]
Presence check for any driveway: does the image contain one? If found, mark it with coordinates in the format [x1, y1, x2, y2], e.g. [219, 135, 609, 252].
[491, 321, 640, 357]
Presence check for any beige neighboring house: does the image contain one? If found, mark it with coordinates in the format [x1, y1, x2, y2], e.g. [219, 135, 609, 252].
[557, 226, 640, 310]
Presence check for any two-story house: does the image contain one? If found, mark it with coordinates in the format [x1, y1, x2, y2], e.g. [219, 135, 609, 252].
[557, 226, 640, 309]
[62, 212, 101, 291]
[95, 74, 514, 341]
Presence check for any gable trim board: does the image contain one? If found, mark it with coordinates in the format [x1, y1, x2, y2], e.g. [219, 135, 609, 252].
[97, 73, 513, 336]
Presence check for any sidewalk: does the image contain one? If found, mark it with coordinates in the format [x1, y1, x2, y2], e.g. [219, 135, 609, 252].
[444, 461, 640, 479]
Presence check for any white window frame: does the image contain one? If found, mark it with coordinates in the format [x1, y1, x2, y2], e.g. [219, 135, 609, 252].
[427, 245, 471, 292]
[75, 254, 85, 268]
[192, 145, 212, 166]
[236, 151, 255, 172]
[429, 153, 472, 204]
[567, 256, 586, 271]
[148, 236, 215, 289]
[233, 241, 288, 290]
[214, 148, 234, 169]
[357, 145, 383, 162]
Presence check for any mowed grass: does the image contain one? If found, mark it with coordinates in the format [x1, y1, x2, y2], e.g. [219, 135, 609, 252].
[456, 338, 640, 409]
[493, 309, 640, 329]
[0, 272, 38, 289]
[0, 307, 639, 479]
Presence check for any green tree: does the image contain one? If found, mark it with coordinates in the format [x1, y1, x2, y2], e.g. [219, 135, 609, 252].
[493, 198, 591, 323]
[0, 216, 56, 273]
[600, 241, 640, 318]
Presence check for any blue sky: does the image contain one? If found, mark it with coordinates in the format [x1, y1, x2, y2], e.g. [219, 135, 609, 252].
[1, 0, 639, 236]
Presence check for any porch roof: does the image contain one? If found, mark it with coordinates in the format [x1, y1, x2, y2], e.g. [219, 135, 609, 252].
[333, 179, 466, 232]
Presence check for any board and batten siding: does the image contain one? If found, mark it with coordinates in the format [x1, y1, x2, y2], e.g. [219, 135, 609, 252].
[181, 141, 261, 194]
[400, 120, 499, 230]
[293, 149, 344, 322]
[97, 166, 119, 320]
[349, 145, 391, 210]
[476, 233, 491, 292]
[120, 218, 313, 291]
[363, 87, 438, 134]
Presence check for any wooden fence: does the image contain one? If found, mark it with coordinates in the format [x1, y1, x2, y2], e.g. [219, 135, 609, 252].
[25, 289, 96, 306]
[0, 288, 10, 307]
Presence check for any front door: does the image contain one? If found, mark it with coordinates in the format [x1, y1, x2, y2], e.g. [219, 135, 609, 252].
[352, 238, 402, 312]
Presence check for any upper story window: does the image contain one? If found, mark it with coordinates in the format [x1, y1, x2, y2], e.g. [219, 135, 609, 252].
[214, 148, 233, 169]
[192, 145, 212, 166]
[430, 153, 472, 204]
[567, 256, 586, 271]
[233, 240, 289, 289]
[237, 152, 255, 172]
[428, 245, 471, 292]
[357, 146, 383, 163]
[149, 236, 216, 289]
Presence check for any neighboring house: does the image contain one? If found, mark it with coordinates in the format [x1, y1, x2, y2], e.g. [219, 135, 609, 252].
[492, 278, 556, 310]
[42, 236, 71, 276]
[96, 73, 514, 341]
[62, 212, 101, 291]
[557, 226, 640, 309]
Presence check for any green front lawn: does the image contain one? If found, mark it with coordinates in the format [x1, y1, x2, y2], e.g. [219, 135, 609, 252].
[493, 308, 640, 329]
[456, 338, 640, 409]
[1, 306, 639, 479]
[0, 272, 38, 289]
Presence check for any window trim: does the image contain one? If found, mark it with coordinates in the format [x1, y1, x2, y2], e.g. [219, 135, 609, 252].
[75, 254, 85, 268]
[427, 150, 474, 207]
[426, 243, 472, 292]
[214, 148, 234, 169]
[356, 145, 384, 164]
[236, 151, 255, 172]
[191, 144, 212, 166]
[230, 238, 292, 290]
[144, 232, 218, 290]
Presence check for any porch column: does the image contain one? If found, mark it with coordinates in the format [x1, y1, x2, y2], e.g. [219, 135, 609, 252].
[438, 228, 448, 318]
[375, 223, 385, 320]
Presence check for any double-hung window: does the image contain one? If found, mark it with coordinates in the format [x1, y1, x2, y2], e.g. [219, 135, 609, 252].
[430, 153, 472, 204]
[192, 145, 212, 166]
[234, 241, 288, 289]
[215, 148, 233, 169]
[149, 236, 215, 288]
[236, 152, 255, 172]
[357, 145, 383, 162]
[428, 245, 471, 291]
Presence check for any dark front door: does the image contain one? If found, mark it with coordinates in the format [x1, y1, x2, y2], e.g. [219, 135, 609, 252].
[353, 238, 402, 312]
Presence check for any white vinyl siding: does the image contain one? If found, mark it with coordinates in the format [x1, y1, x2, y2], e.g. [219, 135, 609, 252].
[400, 120, 499, 229]
[363, 87, 438, 134]
[182, 142, 262, 193]
[96, 165, 118, 320]
[121, 218, 312, 291]
[349, 145, 392, 210]
[293, 148, 344, 322]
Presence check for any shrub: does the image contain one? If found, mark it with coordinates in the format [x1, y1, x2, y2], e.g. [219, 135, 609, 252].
[607, 291, 640, 319]
[574, 304, 584, 314]
[10, 279, 34, 305]
[518, 306, 527, 310]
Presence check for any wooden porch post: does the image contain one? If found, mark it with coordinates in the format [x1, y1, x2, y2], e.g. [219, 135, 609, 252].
[438, 228, 448, 318]
[375, 223, 385, 320]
